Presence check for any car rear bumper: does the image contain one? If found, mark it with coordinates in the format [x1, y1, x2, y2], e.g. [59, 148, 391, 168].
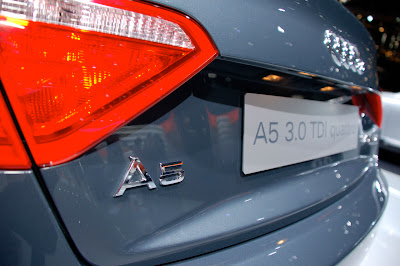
[338, 162, 399, 266]
[173, 165, 387, 265]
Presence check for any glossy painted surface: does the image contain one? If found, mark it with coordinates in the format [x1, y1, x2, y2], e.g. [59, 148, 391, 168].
[149, 0, 378, 90]
[338, 161, 400, 266]
[40, 60, 383, 265]
[174, 166, 387, 265]
[0, 171, 78, 265]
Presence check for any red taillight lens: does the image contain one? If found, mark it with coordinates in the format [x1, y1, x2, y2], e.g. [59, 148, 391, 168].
[352, 93, 382, 128]
[0, 94, 31, 169]
[0, 0, 217, 167]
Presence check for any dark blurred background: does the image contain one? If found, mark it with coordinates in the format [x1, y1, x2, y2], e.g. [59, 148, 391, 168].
[342, 0, 400, 92]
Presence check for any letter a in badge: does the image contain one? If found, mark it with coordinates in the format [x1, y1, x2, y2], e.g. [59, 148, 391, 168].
[113, 156, 156, 197]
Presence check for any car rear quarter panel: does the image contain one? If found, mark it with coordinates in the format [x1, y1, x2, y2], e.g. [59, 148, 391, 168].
[0, 171, 78, 265]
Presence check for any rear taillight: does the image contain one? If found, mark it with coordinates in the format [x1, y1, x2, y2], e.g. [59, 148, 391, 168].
[352, 93, 382, 128]
[0, 94, 31, 169]
[0, 0, 217, 167]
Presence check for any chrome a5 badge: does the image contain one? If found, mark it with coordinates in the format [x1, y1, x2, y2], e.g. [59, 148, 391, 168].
[113, 156, 184, 197]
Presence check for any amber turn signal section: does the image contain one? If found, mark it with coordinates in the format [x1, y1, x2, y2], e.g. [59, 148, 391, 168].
[0, 0, 217, 167]
[352, 93, 382, 128]
[0, 94, 31, 169]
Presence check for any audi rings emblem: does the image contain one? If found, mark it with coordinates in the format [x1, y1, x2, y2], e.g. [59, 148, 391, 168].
[324, 30, 366, 75]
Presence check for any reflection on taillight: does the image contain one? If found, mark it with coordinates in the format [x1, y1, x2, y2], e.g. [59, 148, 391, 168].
[0, 94, 31, 169]
[0, 0, 218, 167]
[352, 93, 382, 128]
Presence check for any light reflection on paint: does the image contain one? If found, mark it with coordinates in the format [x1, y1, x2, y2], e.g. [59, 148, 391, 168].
[277, 239, 287, 245]
[375, 180, 382, 193]
[321, 86, 335, 91]
[262, 74, 283, 82]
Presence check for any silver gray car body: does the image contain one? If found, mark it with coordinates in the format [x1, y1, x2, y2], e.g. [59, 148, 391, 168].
[0, 0, 386, 265]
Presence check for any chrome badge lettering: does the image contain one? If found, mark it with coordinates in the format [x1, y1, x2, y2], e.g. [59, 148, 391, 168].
[113, 156, 156, 197]
[324, 30, 365, 75]
[159, 161, 184, 186]
[114, 157, 184, 197]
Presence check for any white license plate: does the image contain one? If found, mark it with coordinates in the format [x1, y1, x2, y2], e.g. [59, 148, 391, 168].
[242, 94, 360, 174]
